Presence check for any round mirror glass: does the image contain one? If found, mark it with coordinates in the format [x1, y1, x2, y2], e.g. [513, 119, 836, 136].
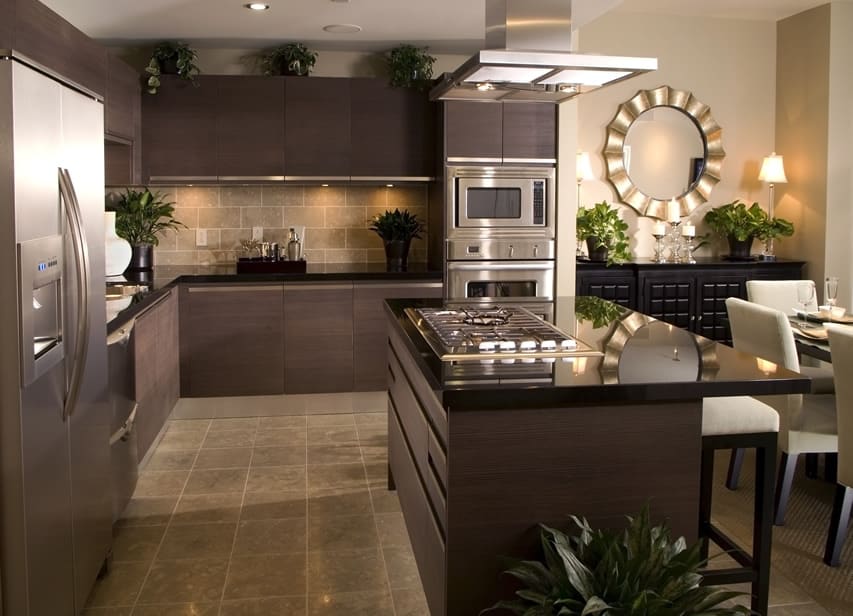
[617, 322, 700, 383]
[623, 107, 705, 200]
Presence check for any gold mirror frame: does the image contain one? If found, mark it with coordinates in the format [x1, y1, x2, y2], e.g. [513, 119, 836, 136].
[603, 85, 725, 219]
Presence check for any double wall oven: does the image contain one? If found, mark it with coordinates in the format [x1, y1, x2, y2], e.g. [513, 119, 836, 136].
[445, 164, 556, 319]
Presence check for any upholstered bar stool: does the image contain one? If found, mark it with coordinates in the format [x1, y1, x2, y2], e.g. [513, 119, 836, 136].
[700, 396, 779, 616]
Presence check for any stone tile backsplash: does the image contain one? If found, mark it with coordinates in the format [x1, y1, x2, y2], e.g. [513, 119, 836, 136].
[106, 185, 429, 266]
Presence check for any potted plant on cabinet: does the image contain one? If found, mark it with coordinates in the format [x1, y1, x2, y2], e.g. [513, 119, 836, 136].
[386, 44, 436, 90]
[704, 200, 794, 260]
[484, 507, 748, 616]
[110, 188, 186, 271]
[145, 42, 200, 94]
[576, 200, 631, 266]
[259, 43, 318, 76]
[368, 208, 425, 272]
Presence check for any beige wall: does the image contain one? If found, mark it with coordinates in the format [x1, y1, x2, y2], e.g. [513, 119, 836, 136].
[558, 11, 777, 294]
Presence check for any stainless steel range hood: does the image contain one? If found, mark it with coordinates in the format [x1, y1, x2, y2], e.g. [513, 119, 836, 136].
[430, 0, 657, 103]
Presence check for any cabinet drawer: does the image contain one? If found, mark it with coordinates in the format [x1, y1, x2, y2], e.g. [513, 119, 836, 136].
[388, 346, 429, 473]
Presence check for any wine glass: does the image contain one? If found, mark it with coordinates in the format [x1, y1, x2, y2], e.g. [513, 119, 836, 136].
[825, 276, 839, 307]
[797, 282, 815, 326]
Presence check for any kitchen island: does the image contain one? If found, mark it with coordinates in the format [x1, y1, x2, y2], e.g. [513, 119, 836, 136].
[384, 296, 811, 616]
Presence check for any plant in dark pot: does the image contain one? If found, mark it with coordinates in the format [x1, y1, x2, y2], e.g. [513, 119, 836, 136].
[704, 199, 793, 260]
[110, 188, 186, 271]
[483, 507, 749, 616]
[259, 43, 318, 76]
[145, 42, 200, 94]
[369, 208, 425, 272]
[386, 44, 436, 90]
[576, 200, 631, 266]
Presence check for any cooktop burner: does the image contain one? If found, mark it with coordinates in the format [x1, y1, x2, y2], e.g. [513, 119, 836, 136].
[406, 305, 599, 362]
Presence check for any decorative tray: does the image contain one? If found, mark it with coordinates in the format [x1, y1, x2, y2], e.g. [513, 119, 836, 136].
[236, 258, 307, 274]
[792, 324, 828, 340]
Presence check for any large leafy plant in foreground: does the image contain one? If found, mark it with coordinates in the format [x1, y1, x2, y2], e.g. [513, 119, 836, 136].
[484, 508, 748, 615]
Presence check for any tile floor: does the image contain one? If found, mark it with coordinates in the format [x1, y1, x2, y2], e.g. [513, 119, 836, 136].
[84, 393, 852, 615]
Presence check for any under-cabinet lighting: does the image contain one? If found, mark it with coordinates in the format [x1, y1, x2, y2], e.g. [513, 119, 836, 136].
[245, 3, 269, 11]
[386, 183, 394, 187]
[321, 183, 329, 187]
[476, 82, 494, 92]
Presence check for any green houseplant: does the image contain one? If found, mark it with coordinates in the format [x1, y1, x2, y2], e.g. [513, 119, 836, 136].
[704, 200, 793, 259]
[386, 44, 436, 90]
[145, 42, 200, 94]
[110, 188, 186, 270]
[576, 201, 631, 266]
[260, 43, 318, 76]
[484, 507, 748, 616]
[369, 208, 425, 272]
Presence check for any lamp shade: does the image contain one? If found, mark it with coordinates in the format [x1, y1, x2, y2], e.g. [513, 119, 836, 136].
[576, 152, 594, 182]
[758, 152, 787, 184]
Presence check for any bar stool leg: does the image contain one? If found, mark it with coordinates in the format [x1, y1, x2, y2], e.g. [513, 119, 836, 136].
[774, 452, 798, 526]
[751, 436, 775, 616]
[823, 485, 853, 567]
[699, 447, 715, 560]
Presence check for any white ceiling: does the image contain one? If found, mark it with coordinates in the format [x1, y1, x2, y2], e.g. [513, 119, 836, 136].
[41, 0, 833, 53]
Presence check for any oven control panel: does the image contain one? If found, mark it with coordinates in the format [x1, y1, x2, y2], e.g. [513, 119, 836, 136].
[533, 180, 545, 225]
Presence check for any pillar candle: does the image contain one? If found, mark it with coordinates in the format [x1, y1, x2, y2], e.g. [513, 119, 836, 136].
[667, 199, 681, 223]
[652, 221, 667, 236]
[682, 224, 696, 237]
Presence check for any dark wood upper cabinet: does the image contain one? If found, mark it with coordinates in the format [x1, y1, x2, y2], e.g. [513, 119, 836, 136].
[216, 76, 286, 177]
[13, 0, 106, 96]
[444, 100, 556, 161]
[350, 78, 436, 177]
[141, 76, 218, 179]
[284, 77, 350, 177]
[105, 53, 140, 141]
[0, 0, 13, 50]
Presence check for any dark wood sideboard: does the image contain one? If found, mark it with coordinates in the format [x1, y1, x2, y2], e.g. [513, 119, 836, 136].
[576, 258, 806, 344]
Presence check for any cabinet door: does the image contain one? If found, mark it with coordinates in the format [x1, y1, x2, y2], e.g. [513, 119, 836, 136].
[133, 301, 159, 461]
[141, 76, 218, 180]
[284, 77, 350, 176]
[216, 76, 286, 177]
[350, 78, 436, 177]
[353, 281, 443, 391]
[694, 274, 746, 343]
[502, 102, 556, 161]
[180, 285, 285, 396]
[0, 0, 12, 49]
[444, 101, 503, 160]
[105, 53, 140, 141]
[576, 267, 637, 308]
[157, 289, 180, 421]
[284, 284, 354, 393]
[640, 274, 695, 330]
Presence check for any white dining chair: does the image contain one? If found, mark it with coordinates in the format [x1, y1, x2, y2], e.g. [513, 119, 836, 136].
[725, 297, 837, 525]
[746, 279, 834, 394]
[824, 324, 853, 566]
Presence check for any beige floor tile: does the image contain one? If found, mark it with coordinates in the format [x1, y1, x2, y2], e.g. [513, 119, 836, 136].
[136, 558, 229, 604]
[202, 429, 256, 449]
[134, 471, 189, 497]
[233, 518, 307, 555]
[224, 553, 307, 599]
[246, 465, 306, 493]
[194, 447, 253, 469]
[353, 412, 386, 428]
[383, 546, 421, 590]
[241, 490, 307, 520]
[209, 417, 260, 432]
[167, 419, 212, 433]
[308, 514, 380, 552]
[157, 430, 206, 451]
[85, 562, 149, 607]
[111, 525, 167, 564]
[254, 428, 307, 447]
[307, 463, 367, 494]
[117, 496, 178, 527]
[183, 468, 248, 495]
[157, 522, 237, 560]
[251, 446, 306, 467]
[82, 609, 132, 616]
[351, 392, 387, 413]
[220, 596, 308, 615]
[375, 512, 410, 548]
[359, 445, 387, 464]
[307, 414, 356, 428]
[307, 427, 359, 446]
[172, 493, 244, 525]
[356, 429, 387, 448]
[308, 489, 373, 518]
[768, 604, 834, 615]
[364, 461, 389, 487]
[307, 548, 387, 595]
[258, 416, 307, 429]
[369, 487, 401, 514]
[391, 588, 430, 616]
[145, 450, 197, 472]
[308, 444, 363, 465]
[131, 603, 220, 616]
[307, 588, 394, 615]
[304, 393, 353, 413]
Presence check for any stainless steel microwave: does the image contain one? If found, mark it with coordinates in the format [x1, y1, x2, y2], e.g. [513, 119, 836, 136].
[447, 165, 556, 236]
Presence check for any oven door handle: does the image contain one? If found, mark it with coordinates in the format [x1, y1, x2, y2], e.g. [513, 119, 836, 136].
[447, 261, 554, 272]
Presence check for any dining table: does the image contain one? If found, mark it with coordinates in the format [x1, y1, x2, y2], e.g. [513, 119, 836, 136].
[791, 309, 853, 363]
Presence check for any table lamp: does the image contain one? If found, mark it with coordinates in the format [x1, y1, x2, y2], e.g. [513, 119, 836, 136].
[758, 152, 787, 260]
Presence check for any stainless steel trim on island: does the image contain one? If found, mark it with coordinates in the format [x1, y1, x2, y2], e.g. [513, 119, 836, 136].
[383, 296, 811, 616]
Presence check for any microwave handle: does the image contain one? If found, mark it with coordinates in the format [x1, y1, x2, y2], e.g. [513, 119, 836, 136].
[447, 262, 554, 272]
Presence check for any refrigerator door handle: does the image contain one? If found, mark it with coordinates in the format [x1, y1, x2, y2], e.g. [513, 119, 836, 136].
[59, 168, 90, 421]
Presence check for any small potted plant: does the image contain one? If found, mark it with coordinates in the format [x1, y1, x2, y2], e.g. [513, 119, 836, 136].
[109, 188, 186, 271]
[484, 507, 749, 616]
[369, 208, 425, 272]
[386, 44, 436, 90]
[259, 43, 318, 76]
[576, 200, 631, 266]
[704, 200, 793, 260]
[145, 42, 200, 94]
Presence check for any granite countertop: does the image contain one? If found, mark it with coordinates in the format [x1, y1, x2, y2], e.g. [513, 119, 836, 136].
[383, 296, 811, 409]
[106, 262, 443, 333]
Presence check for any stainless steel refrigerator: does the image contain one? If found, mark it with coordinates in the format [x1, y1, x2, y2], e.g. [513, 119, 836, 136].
[0, 54, 111, 615]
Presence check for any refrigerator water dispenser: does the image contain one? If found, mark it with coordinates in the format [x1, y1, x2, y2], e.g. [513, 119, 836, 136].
[18, 235, 65, 386]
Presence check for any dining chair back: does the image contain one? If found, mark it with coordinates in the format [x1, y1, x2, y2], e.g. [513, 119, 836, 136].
[746, 279, 819, 314]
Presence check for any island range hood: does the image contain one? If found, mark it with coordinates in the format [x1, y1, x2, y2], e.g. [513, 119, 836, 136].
[430, 0, 657, 103]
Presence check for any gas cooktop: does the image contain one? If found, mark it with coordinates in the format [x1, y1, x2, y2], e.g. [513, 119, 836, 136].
[405, 305, 599, 362]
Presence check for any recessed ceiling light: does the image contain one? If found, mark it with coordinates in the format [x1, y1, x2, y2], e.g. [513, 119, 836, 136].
[245, 3, 269, 10]
[323, 24, 362, 34]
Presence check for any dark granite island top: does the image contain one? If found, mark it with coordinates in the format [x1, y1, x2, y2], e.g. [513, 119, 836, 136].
[382, 296, 809, 616]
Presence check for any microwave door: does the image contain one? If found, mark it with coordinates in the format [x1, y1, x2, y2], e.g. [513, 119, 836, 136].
[457, 178, 535, 228]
